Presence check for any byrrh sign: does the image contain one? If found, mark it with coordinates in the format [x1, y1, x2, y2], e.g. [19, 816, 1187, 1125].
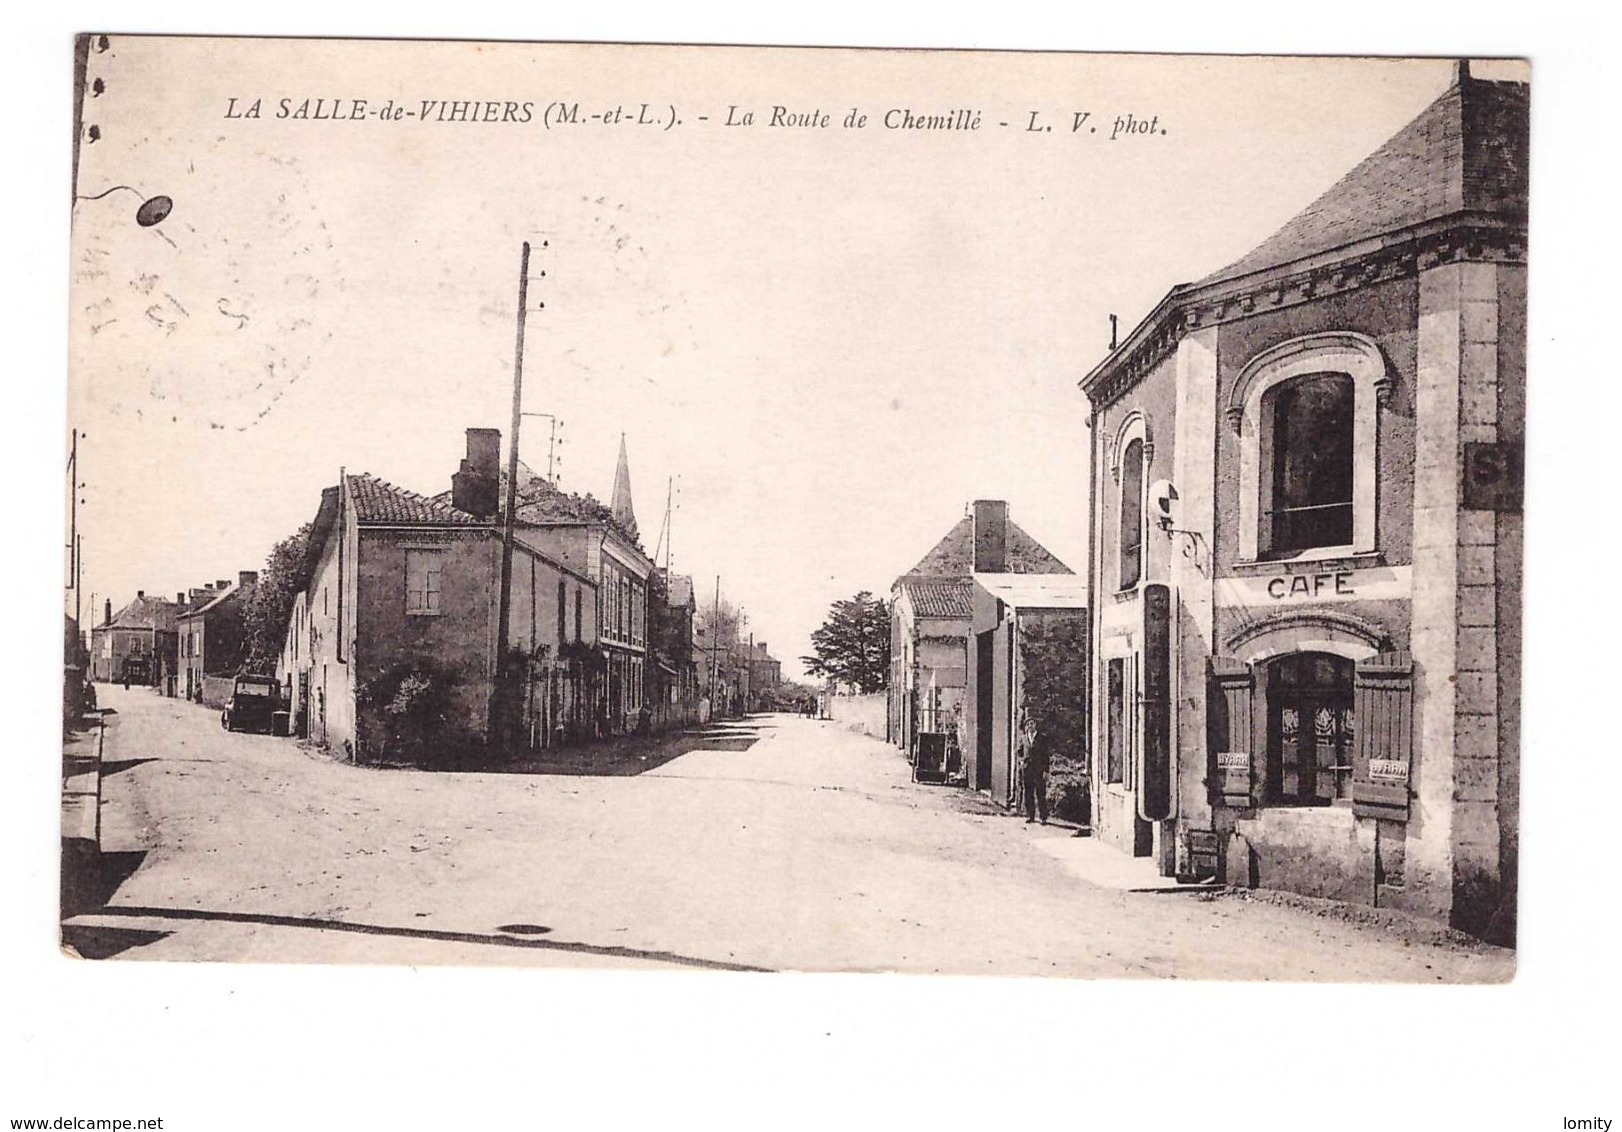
[1215, 565, 1411, 609]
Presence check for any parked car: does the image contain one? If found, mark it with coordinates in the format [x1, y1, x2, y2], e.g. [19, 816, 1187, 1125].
[221, 674, 281, 733]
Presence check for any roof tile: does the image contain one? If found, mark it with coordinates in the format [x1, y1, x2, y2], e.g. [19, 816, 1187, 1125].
[348, 473, 489, 526]
[900, 577, 974, 619]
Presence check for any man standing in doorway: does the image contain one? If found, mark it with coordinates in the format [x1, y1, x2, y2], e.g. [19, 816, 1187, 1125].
[1020, 710, 1049, 825]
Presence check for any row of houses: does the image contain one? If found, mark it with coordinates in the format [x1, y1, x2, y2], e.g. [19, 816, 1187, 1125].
[89, 572, 259, 705]
[888, 64, 1525, 944]
[888, 500, 1089, 814]
[272, 428, 779, 761]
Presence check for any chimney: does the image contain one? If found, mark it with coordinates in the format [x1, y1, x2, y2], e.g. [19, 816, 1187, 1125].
[451, 426, 501, 518]
[216, 579, 230, 591]
[972, 500, 1009, 574]
[104, 599, 112, 625]
[176, 593, 186, 605]
[137, 589, 145, 599]
[1454, 58, 1472, 85]
[239, 570, 259, 588]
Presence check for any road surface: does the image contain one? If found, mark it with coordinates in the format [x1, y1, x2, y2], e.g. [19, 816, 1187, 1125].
[63, 683, 1513, 980]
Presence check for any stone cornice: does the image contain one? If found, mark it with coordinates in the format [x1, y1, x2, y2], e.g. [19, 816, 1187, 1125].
[1079, 211, 1526, 412]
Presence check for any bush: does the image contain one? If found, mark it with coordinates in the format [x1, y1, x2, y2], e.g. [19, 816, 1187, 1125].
[1049, 768, 1092, 825]
[356, 660, 468, 765]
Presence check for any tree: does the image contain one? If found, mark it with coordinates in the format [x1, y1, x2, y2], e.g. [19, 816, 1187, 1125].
[699, 593, 744, 650]
[802, 591, 890, 693]
[241, 523, 312, 674]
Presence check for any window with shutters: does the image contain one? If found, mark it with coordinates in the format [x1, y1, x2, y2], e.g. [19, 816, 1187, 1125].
[1262, 652, 1355, 805]
[557, 579, 568, 643]
[405, 549, 444, 615]
[1119, 438, 1145, 590]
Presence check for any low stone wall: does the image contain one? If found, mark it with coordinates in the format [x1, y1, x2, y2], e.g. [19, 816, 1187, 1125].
[200, 675, 234, 710]
[1233, 805, 1375, 906]
[828, 692, 887, 739]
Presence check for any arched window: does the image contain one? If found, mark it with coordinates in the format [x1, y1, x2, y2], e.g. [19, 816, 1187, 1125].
[1264, 372, 1355, 554]
[1119, 438, 1145, 590]
[1231, 332, 1390, 561]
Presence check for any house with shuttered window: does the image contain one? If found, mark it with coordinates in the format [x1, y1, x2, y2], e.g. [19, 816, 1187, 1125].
[278, 428, 600, 760]
[887, 499, 1074, 784]
[1079, 61, 1525, 943]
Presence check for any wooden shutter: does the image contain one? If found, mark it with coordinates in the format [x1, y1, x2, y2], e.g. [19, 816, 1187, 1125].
[1209, 657, 1254, 808]
[1352, 651, 1413, 821]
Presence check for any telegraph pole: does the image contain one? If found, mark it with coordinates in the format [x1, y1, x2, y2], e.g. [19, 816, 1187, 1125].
[495, 240, 537, 743]
[663, 477, 673, 574]
[66, 429, 83, 631]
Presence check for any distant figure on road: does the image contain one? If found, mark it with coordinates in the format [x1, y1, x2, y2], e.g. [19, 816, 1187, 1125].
[1019, 710, 1049, 825]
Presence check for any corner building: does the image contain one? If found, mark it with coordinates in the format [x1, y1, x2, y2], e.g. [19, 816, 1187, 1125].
[1079, 65, 1525, 943]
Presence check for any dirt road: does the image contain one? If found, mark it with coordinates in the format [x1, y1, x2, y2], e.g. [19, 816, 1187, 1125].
[64, 684, 1512, 980]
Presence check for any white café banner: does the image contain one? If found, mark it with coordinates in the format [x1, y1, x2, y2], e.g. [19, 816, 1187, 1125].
[1214, 565, 1411, 609]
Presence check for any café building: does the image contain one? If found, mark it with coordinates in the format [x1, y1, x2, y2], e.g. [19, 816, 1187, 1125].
[1078, 63, 1525, 942]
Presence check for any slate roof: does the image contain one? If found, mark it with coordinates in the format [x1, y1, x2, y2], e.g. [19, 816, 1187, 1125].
[348, 473, 490, 526]
[103, 594, 181, 632]
[665, 573, 695, 608]
[902, 515, 1074, 578]
[177, 579, 255, 620]
[898, 577, 974, 620]
[610, 435, 639, 541]
[1200, 75, 1529, 287]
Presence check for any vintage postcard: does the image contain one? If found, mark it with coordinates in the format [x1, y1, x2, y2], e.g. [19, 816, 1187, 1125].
[62, 37, 1526, 979]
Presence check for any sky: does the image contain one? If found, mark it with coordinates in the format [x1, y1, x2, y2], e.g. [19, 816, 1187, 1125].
[67, 41, 1499, 677]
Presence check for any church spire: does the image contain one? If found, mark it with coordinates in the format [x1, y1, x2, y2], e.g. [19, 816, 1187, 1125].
[610, 433, 638, 540]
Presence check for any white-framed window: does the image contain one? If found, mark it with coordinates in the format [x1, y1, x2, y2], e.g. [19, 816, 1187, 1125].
[1231, 332, 1391, 562]
[1107, 410, 1153, 593]
[405, 549, 444, 615]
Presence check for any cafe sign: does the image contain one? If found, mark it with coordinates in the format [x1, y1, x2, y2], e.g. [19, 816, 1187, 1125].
[1215, 565, 1411, 609]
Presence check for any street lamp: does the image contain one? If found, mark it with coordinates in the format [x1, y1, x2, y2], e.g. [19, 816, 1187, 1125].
[75, 184, 173, 227]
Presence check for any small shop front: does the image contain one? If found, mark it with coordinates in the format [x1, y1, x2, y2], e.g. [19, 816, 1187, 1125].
[1203, 570, 1416, 907]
